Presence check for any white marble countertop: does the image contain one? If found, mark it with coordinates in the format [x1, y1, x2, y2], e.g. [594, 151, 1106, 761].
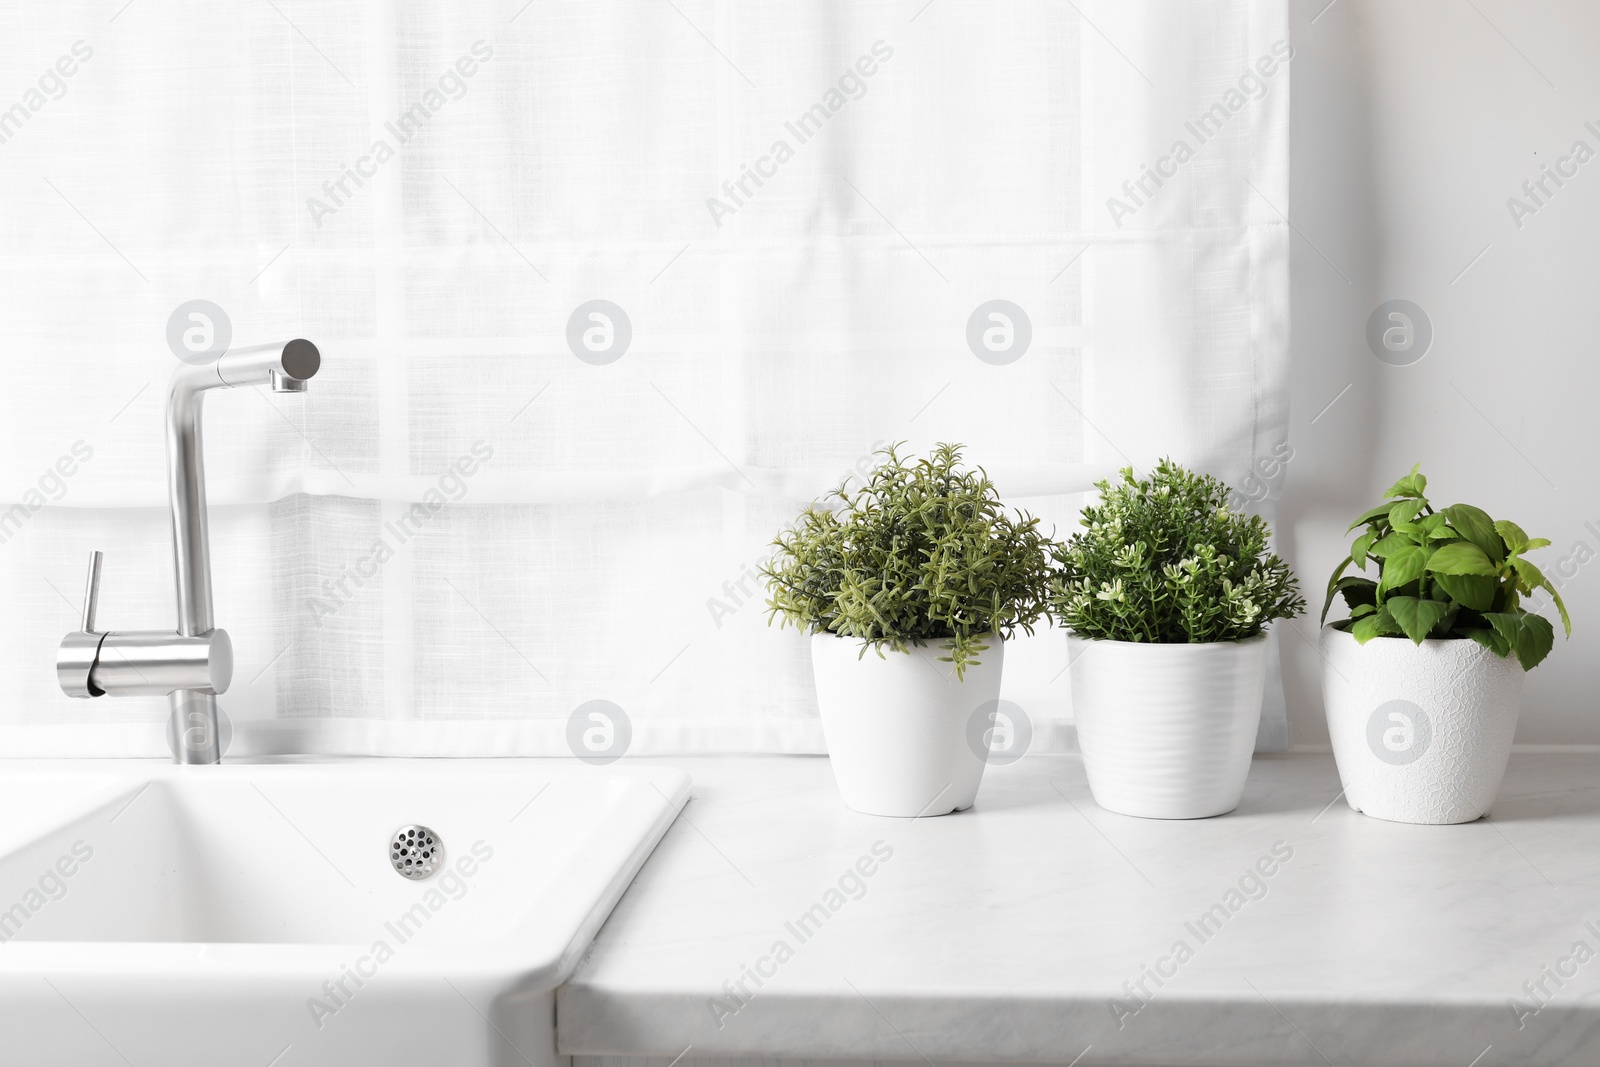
[557, 751, 1600, 1066]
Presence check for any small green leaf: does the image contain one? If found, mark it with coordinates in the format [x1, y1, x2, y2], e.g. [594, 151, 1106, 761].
[1538, 578, 1572, 638]
[1443, 504, 1503, 563]
[1416, 513, 1449, 537]
[1522, 537, 1552, 552]
[1494, 519, 1529, 555]
[1430, 571, 1497, 612]
[1350, 602, 1376, 618]
[1371, 532, 1419, 558]
[1352, 606, 1402, 643]
[1321, 556, 1353, 625]
[1384, 464, 1426, 500]
[1516, 613, 1556, 670]
[1351, 530, 1377, 571]
[1345, 503, 1396, 532]
[1461, 627, 1511, 658]
[1378, 543, 1430, 596]
[1386, 595, 1451, 644]
[1511, 557, 1546, 596]
[1426, 541, 1497, 577]
[1335, 576, 1378, 609]
[1483, 612, 1523, 653]
[1483, 612, 1555, 671]
[1388, 500, 1424, 528]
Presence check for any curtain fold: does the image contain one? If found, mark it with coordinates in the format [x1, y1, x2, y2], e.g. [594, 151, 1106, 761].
[0, 0, 1289, 757]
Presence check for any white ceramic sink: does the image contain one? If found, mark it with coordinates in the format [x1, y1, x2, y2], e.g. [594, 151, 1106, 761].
[0, 759, 688, 1066]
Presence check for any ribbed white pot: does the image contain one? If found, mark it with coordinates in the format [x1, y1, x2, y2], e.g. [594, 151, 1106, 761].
[811, 633, 1003, 818]
[1068, 635, 1267, 819]
[1321, 626, 1524, 824]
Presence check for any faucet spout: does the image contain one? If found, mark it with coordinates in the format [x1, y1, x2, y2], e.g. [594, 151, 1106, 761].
[164, 339, 318, 763]
[216, 338, 321, 390]
[167, 340, 320, 637]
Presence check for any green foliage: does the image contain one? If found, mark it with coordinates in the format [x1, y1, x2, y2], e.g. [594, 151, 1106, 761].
[1050, 460, 1305, 643]
[1321, 465, 1570, 670]
[760, 443, 1055, 679]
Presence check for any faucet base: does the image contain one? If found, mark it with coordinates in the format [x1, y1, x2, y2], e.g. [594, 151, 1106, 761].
[169, 691, 223, 764]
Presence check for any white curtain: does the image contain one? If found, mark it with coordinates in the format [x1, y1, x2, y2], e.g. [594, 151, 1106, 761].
[0, 0, 1290, 757]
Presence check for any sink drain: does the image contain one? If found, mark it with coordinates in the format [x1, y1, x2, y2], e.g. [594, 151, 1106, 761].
[389, 825, 443, 880]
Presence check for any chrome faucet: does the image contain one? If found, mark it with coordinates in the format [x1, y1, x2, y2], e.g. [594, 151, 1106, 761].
[57, 340, 322, 763]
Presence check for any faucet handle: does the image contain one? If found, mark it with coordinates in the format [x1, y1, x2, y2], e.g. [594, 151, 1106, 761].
[81, 550, 103, 633]
[59, 551, 108, 698]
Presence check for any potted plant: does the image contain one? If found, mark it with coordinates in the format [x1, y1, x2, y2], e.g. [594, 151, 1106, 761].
[1052, 461, 1305, 819]
[760, 443, 1054, 817]
[1321, 466, 1570, 824]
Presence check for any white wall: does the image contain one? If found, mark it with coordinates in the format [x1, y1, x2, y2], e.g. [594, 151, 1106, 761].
[1284, 0, 1600, 744]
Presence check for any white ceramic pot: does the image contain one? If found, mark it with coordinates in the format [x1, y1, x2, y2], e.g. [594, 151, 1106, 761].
[1068, 635, 1267, 819]
[811, 633, 1004, 818]
[1320, 626, 1523, 824]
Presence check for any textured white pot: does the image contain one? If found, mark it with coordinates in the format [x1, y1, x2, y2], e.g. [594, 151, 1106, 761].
[1068, 635, 1267, 819]
[1320, 626, 1524, 824]
[811, 633, 1003, 818]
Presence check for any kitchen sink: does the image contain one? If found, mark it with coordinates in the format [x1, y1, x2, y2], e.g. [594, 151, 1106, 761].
[0, 758, 688, 1066]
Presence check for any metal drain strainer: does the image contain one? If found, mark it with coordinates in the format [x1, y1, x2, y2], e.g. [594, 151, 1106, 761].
[389, 825, 443, 880]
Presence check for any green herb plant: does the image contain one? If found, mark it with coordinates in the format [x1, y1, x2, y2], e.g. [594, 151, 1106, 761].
[1051, 460, 1305, 642]
[1321, 465, 1570, 670]
[760, 443, 1054, 679]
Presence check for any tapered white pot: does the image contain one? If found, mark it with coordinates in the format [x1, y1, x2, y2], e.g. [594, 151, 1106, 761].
[1321, 626, 1523, 824]
[1068, 635, 1267, 819]
[811, 634, 1004, 818]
